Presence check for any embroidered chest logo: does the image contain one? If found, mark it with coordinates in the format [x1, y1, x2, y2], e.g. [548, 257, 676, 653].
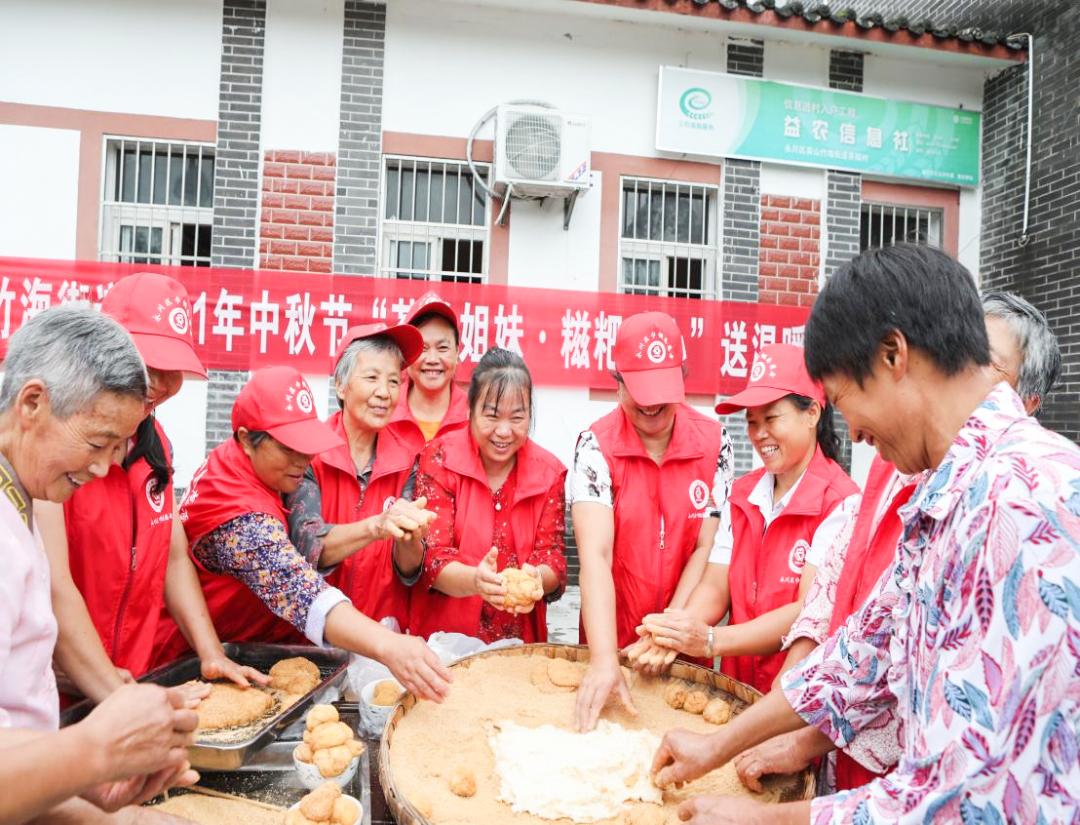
[382, 496, 397, 513]
[636, 330, 674, 365]
[145, 477, 166, 513]
[750, 351, 777, 384]
[787, 539, 810, 574]
[688, 479, 710, 510]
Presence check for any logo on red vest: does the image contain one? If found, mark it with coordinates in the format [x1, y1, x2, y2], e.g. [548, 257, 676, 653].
[145, 477, 166, 513]
[168, 306, 190, 335]
[688, 479, 710, 510]
[788, 539, 810, 574]
[750, 351, 777, 384]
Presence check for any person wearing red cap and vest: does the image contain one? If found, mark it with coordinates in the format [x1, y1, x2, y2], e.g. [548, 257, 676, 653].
[35, 273, 264, 704]
[408, 347, 567, 642]
[153, 366, 451, 702]
[387, 291, 469, 453]
[285, 323, 437, 631]
[637, 343, 858, 697]
[573, 312, 733, 732]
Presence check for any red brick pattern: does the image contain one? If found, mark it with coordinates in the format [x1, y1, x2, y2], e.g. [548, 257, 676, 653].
[758, 195, 821, 308]
[259, 151, 336, 273]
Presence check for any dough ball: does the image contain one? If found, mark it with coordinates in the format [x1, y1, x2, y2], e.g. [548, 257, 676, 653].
[703, 698, 732, 725]
[624, 805, 668, 825]
[303, 728, 314, 745]
[371, 679, 404, 706]
[410, 793, 434, 819]
[332, 795, 360, 825]
[299, 781, 341, 821]
[683, 690, 709, 715]
[285, 809, 316, 825]
[501, 567, 543, 608]
[314, 744, 354, 778]
[345, 738, 365, 757]
[663, 682, 687, 710]
[270, 657, 321, 696]
[310, 721, 353, 751]
[294, 743, 314, 763]
[547, 658, 584, 689]
[306, 704, 339, 730]
[448, 765, 477, 797]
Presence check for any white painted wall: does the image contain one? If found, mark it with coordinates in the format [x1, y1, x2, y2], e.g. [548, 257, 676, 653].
[156, 379, 209, 490]
[762, 39, 830, 87]
[0, 0, 221, 120]
[759, 164, 826, 200]
[862, 53, 986, 111]
[262, 0, 345, 151]
[959, 186, 982, 280]
[0, 125, 80, 259]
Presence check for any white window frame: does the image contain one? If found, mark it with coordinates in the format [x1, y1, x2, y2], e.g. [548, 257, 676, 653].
[99, 136, 215, 267]
[618, 176, 720, 300]
[378, 155, 491, 283]
[859, 201, 943, 251]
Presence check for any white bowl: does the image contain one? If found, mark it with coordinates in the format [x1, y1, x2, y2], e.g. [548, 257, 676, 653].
[358, 679, 403, 737]
[289, 792, 362, 825]
[292, 744, 361, 791]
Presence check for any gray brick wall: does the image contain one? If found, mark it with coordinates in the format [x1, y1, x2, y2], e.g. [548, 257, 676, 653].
[842, 0, 1055, 35]
[211, 0, 265, 270]
[979, 2, 1080, 442]
[205, 370, 250, 454]
[334, 1, 386, 275]
[829, 50, 864, 93]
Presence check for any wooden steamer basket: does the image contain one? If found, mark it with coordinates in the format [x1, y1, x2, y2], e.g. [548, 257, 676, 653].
[380, 643, 815, 824]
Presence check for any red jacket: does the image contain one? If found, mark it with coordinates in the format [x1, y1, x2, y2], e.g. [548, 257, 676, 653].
[310, 412, 414, 629]
[409, 428, 567, 641]
[586, 405, 725, 649]
[64, 419, 175, 678]
[387, 380, 469, 457]
[722, 447, 857, 694]
[830, 455, 915, 791]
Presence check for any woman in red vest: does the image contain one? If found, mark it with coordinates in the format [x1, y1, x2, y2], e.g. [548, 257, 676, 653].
[638, 343, 858, 696]
[574, 312, 734, 732]
[36, 273, 263, 702]
[155, 366, 451, 701]
[407, 347, 567, 643]
[285, 323, 437, 631]
[387, 291, 469, 453]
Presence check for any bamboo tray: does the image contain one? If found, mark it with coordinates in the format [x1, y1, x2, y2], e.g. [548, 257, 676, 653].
[379, 643, 814, 824]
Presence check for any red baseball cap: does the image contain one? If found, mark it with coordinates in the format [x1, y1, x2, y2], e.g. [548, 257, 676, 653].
[715, 343, 825, 414]
[613, 311, 686, 407]
[231, 366, 343, 455]
[101, 272, 206, 377]
[406, 290, 459, 336]
[335, 323, 424, 369]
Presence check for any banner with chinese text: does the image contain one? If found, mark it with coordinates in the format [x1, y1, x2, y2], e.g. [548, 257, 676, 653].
[657, 66, 980, 186]
[0, 258, 810, 397]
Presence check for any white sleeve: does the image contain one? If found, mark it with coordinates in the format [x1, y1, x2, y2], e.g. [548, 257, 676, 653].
[706, 429, 735, 564]
[568, 430, 613, 508]
[806, 493, 861, 568]
[304, 586, 351, 646]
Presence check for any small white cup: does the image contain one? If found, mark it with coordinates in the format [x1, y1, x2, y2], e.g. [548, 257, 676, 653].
[293, 745, 360, 791]
[358, 679, 402, 737]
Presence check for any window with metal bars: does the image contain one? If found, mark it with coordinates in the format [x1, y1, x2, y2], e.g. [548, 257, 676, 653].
[379, 157, 490, 283]
[859, 202, 943, 251]
[99, 138, 214, 267]
[619, 178, 719, 299]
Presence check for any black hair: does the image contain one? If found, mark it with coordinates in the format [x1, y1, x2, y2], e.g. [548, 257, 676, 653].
[787, 394, 841, 463]
[233, 429, 271, 448]
[412, 311, 460, 346]
[804, 243, 990, 384]
[467, 348, 533, 423]
[123, 415, 172, 495]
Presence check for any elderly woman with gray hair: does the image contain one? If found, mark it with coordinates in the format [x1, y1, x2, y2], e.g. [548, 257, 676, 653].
[287, 323, 437, 633]
[0, 306, 200, 825]
[982, 290, 1062, 415]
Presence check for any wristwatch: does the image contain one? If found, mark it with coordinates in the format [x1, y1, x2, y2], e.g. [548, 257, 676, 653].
[706, 625, 715, 658]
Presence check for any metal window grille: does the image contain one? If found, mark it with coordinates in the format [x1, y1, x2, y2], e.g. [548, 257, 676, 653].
[618, 178, 719, 299]
[99, 138, 215, 267]
[859, 202, 943, 251]
[379, 157, 490, 284]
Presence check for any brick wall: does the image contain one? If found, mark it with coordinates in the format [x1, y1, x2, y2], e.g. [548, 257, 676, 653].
[259, 150, 337, 273]
[843, 0, 1051, 34]
[759, 196, 821, 308]
[204, 369, 250, 454]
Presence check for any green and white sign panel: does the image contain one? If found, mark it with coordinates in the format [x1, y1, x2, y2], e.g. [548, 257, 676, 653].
[657, 66, 981, 186]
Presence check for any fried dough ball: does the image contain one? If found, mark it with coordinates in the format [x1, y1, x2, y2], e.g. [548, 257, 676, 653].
[294, 743, 314, 763]
[310, 721, 353, 750]
[663, 682, 687, 710]
[195, 683, 274, 730]
[299, 782, 341, 821]
[306, 704, 339, 730]
[270, 657, 321, 696]
[683, 690, 709, 715]
[448, 765, 477, 797]
[703, 697, 732, 725]
[285, 809, 316, 825]
[314, 744, 355, 778]
[547, 658, 584, 689]
[332, 795, 360, 825]
[371, 679, 404, 706]
[501, 567, 543, 609]
[345, 738, 365, 757]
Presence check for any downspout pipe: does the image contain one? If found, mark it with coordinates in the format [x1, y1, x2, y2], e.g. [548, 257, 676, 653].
[1013, 33, 1035, 247]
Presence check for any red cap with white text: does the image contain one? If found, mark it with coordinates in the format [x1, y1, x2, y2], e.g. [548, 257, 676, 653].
[714, 343, 825, 414]
[612, 311, 686, 407]
[231, 366, 343, 455]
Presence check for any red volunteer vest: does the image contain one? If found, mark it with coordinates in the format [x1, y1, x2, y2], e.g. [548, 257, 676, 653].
[153, 439, 306, 665]
[722, 447, 857, 694]
[310, 412, 414, 629]
[408, 428, 566, 642]
[586, 405, 724, 649]
[387, 380, 469, 456]
[829, 455, 916, 791]
[64, 418, 175, 678]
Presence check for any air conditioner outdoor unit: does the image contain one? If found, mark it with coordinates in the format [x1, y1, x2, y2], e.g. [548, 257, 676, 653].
[493, 104, 591, 199]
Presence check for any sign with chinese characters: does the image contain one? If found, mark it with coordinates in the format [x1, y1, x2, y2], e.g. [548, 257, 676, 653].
[657, 66, 980, 186]
[0, 257, 810, 397]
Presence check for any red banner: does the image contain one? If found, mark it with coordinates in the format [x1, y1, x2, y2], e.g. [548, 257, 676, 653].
[0, 258, 809, 396]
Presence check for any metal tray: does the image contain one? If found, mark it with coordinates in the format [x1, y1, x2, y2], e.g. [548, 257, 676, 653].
[62, 643, 349, 771]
